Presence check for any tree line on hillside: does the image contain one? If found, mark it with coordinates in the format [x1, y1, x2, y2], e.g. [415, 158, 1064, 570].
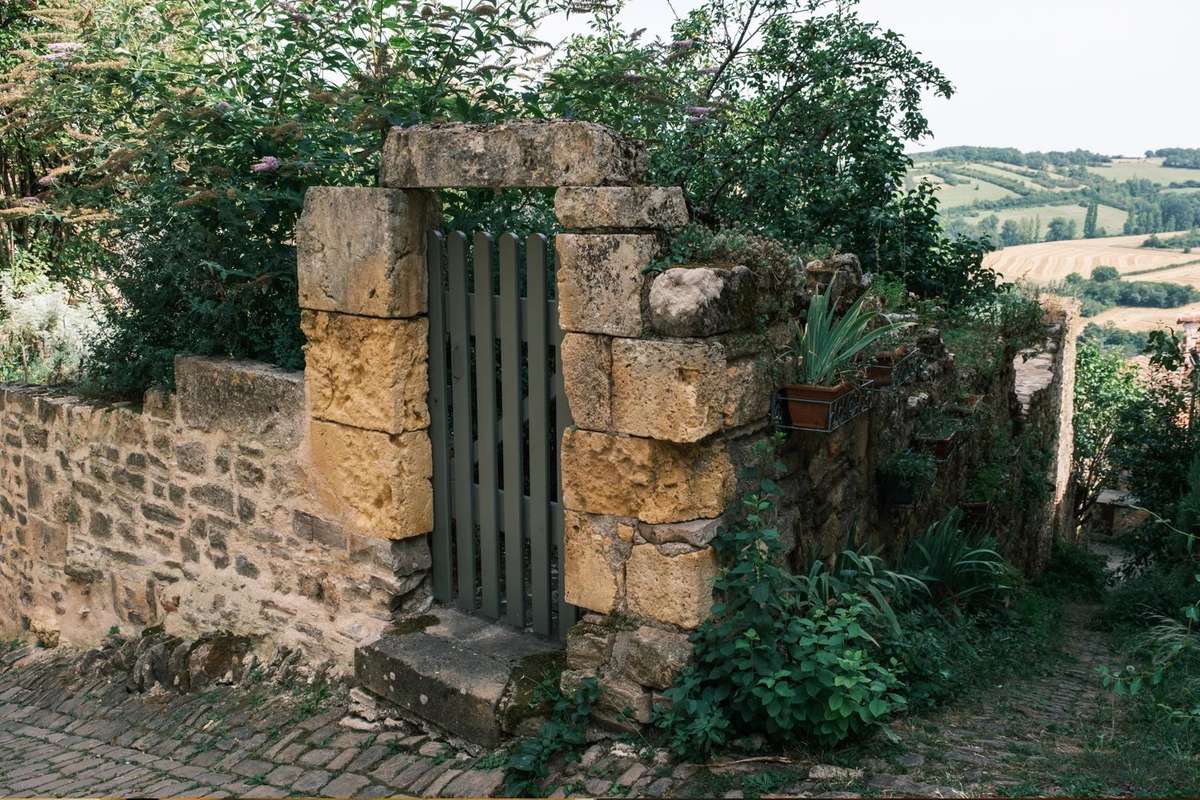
[1147, 148, 1200, 169]
[1057, 266, 1200, 317]
[915, 146, 1111, 169]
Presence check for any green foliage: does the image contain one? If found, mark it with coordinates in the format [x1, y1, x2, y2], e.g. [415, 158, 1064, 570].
[915, 407, 964, 440]
[1054, 269, 1199, 317]
[1079, 322, 1149, 357]
[878, 449, 937, 495]
[902, 510, 1017, 611]
[657, 439, 913, 758]
[790, 286, 898, 386]
[1035, 540, 1109, 601]
[504, 677, 600, 798]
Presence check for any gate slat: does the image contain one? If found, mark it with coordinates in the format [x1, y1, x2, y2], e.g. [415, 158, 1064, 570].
[427, 232, 453, 603]
[525, 235, 553, 637]
[499, 233, 527, 629]
[473, 233, 501, 619]
[447, 232, 477, 612]
[552, 298, 577, 637]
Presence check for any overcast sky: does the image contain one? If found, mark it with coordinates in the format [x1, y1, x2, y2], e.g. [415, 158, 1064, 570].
[539, 0, 1199, 156]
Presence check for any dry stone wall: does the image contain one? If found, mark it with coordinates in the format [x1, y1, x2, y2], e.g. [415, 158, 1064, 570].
[0, 358, 431, 665]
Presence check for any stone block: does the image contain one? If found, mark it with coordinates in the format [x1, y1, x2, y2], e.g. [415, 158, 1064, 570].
[648, 266, 757, 337]
[723, 354, 774, 429]
[619, 626, 693, 689]
[560, 429, 736, 524]
[638, 517, 722, 548]
[296, 187, 436, 318]
[593, 675, 651, 731]
[554, 186, 688, 230]
[565, 620, 614, 671]
[301, 310, 429, 434]
[559, 334, 612, 431]
[625, 543, 719, 629]
[610, 338, 725, 443]
[175, 357, 304, 448]
[309, 420, 432, 539]
[380, 121, 646, 188]
[563, 511, 634, 614]
[556, 234, 658, 337]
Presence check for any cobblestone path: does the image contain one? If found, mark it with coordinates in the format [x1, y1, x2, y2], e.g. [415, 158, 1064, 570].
[0, 603, 1125, 798]
[0, 650, 504, 798]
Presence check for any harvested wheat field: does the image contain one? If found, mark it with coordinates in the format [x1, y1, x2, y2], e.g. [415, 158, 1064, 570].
[985, 232, 1199, 284]
[1090, 300, 1200, 332]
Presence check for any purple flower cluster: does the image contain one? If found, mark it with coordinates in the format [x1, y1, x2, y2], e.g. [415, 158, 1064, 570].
[250, 156, 281, 173]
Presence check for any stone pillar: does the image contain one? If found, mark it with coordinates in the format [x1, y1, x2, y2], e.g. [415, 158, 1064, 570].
[296, 187, 438, 544]
[553, 186, 777, 728]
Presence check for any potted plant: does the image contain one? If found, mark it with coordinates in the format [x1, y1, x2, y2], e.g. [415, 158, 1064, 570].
[780, 286, 898, 430]
[949, 391, 984, 418]
[878, 449, 937, 508]
[864, 343, 912, 387]
[961, 463, 1005, 528]
[915, 408, 963, 461]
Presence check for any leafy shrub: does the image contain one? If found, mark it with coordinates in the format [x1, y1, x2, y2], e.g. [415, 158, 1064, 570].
[1102, 561, 1200, 630]
[902, 510, 1017, 611]
[658, 441, 913, 757]
[879, 449, 937, 497]
[1035, 540, 1109, 600]
[0, 253, 98, 384]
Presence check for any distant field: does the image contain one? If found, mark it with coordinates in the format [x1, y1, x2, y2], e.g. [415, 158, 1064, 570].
[911, 171, 1018, 206]
[963, 162, 1052, 191]
[985, 232, 1199, 284]
[1087, 157, 1200, 185]
[1090, 301, 1200, 332]
[958, 203, 1126, 234]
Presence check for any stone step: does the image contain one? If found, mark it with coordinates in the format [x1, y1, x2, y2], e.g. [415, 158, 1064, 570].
[354, 607, 563, 747]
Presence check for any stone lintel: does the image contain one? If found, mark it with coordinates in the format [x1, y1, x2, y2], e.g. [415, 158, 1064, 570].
[380, 121, 647, 188]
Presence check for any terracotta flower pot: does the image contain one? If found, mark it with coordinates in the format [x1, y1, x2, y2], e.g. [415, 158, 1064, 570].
[864, 346, 909, 387]
[781, 382, 852, 430]
[916, 431, 958, 461]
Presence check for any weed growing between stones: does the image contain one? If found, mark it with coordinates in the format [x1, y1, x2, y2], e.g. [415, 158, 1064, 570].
[503, 676, 600, 797]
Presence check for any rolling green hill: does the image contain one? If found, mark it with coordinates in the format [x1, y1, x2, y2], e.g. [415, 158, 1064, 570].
[908, 148, 1200, 245]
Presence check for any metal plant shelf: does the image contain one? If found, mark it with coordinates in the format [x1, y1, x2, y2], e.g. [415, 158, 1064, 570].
[773, 385, 874, 434]
[866, 346, 923, 391]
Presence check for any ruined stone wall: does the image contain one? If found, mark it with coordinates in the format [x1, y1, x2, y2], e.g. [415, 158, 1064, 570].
[0, 357, 431, 666]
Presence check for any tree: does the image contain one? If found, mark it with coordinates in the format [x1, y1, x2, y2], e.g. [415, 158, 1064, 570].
[1083, 201, 1099, 238]
[1045, 217, 1075, 241]
[1072, 341, 1145, 527]
[1091, 265, 1120, 282]
[999, 220, 1022, 247]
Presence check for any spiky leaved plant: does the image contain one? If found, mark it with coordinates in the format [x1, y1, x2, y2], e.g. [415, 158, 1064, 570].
[793, 287, 900, 386]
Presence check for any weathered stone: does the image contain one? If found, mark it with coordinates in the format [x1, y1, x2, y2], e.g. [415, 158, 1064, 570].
[593, 675, 651, 731]
[638, 517, 722, 547]
[175, 357, 303, 448]
[625, 543, 718, 629]
[301, 311, 430, 434]
[559, 334, 612, 431]
[187, 634, 252, 691]
[556, 234, 658, 337]
[381, 121, 646, 188]
[309, 420, 433, 539]
[563, 511, 634, 614]
[610, 338, 726, 443]
[296, 187, 436, 318]
[619, 626, 693, 690]
[554, 186, 688, 230]
[560, 429, 736, 524]
[565, 621, 614, 671]
[724, 354, 774, 429]
[648, 266, 757, 337]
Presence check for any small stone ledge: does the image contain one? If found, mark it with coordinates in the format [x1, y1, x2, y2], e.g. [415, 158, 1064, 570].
[175, 356, 304, 448]
[380, 120, 647, 188]
[554, 186, 688, 230]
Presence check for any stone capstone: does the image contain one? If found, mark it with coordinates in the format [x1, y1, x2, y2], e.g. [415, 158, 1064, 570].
[648, 266, 757, 337]
[297, 186, 436, 318]
[560, 429, 736, 524]
[563, 511, 635, 614]
[556, 233, 659, 337]
[309, 420, 433, 539]
[175, 356, 304, 448]
[559, 333, 612, 431]
[380, 120, 646, 188]
[300, 310, 430, 434]
[554, 186, 688, 230]
[624, 543, 718, 629]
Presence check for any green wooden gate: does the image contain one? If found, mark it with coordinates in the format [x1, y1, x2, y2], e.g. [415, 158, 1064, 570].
[426, 230, 577, 639]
